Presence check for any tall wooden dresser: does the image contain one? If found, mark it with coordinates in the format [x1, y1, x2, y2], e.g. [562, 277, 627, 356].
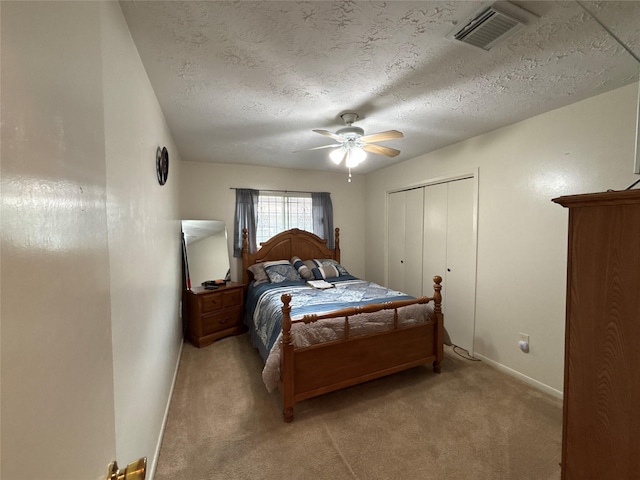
[185, 282, 245, 348]
[553, 190, 640, 479]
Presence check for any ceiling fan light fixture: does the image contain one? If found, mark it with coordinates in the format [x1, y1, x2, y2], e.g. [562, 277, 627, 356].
[346, 147, 367, 168]
[329, 147, 346, 164]
[329, 144, 367, 168]
[305, 112, 402, 176]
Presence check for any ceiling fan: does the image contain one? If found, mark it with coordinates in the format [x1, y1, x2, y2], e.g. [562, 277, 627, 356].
[304, 113, 404, 170]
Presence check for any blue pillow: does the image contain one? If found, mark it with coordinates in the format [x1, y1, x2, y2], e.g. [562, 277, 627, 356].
[264, 260, 302, 283]
[311, 265, 340, 279]
[314, 259, 349, 276]
[291, 256, 315, 280]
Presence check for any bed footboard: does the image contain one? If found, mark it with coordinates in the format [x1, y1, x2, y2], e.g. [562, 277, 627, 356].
[280, 276, 443, 423]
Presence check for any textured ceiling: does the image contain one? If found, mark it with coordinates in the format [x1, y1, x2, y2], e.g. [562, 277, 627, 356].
[120, 1, 640, 174]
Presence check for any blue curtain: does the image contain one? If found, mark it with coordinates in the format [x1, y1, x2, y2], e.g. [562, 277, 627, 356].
[312, 192, 334, 249]
[233, 188, 259, 258]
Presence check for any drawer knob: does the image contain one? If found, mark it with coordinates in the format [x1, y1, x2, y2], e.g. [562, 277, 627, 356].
[219, 317, 228, 324]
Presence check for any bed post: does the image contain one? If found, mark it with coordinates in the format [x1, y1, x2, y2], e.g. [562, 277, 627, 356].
[242, 228, 249, 285]
[432, 275, 444, 373]
[334, 228, 340, 263]
[281, 293, 295, 423]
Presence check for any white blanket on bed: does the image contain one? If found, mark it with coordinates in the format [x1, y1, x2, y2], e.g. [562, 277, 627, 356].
[262, 302, 433, 392]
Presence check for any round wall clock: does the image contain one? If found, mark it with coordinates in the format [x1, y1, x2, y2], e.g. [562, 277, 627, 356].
[156, 146, 169, 185]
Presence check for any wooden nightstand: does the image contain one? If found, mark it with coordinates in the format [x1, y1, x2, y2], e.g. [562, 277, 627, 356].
[185, 282, 245, 348]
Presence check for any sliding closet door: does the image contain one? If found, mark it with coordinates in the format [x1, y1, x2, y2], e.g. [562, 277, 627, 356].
[422, 183, 448, 292]
[391, 177, 476, 353]
[421, 177, 476, 353]
[443, 178, 476, 354]
[388, 191, 406, 293]
[403, 188, 424, 298]
[388, 188, 424, 297]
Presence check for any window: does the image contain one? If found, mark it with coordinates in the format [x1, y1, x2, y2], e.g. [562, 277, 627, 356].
[233, 188, 333, 257]
[256, 193, 313, 244]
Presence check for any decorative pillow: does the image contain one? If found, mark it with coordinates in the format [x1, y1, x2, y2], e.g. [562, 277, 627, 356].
[248, 263, 270, 285]
[264, 260, 302, 283]
[311, 265, 340, 279]
[291, 256, 315, 280]
[313, 259, 349, 276]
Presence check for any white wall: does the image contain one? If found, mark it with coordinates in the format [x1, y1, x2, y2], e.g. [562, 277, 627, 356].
[365, 83, 639, 394]
[1, 3, 116, 477]
[1, 2, 183, 478]
[101, 1, 183, 472]
[179, 162, 366, 281]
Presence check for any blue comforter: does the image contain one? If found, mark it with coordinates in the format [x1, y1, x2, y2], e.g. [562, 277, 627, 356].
[245, 275, 413, 361]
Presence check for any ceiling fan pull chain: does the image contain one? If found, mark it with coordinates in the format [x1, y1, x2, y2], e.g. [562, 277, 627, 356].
[348, 168, 352, 183]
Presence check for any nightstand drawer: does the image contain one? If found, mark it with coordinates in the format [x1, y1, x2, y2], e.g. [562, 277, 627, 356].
[201, 292, 223, 313]
[202, 308, 242, 335]
[222, 289, 243, 308]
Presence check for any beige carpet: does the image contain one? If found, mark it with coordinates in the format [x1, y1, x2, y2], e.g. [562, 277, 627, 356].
[155, 335, 562, 480]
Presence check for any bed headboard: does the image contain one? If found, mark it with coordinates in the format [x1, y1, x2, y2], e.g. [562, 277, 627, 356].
[242, 228, 340, 285]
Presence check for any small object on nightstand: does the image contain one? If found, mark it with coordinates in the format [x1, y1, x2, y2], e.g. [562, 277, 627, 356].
[201, 280, 218, 290]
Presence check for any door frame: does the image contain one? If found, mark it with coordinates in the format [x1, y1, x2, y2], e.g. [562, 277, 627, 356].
[385, 168, 479, 355]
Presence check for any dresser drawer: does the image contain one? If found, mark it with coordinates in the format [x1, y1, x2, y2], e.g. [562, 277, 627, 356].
[202, 307, 242, 335]
[200, 292, 223, 313]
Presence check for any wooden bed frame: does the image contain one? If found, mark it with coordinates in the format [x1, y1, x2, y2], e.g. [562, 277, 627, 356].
[242, 228, 444, 422]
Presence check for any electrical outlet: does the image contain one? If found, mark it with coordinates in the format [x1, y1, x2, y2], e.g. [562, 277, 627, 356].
[518, 333, 530, 353]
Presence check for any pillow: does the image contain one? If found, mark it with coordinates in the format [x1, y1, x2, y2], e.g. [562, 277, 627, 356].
[291, 256, 315, 280]
[248, 263, 270, 285]
[311, 265, 340, 279]
[264, 260, 302, 283]
[313, 259, 349, 276]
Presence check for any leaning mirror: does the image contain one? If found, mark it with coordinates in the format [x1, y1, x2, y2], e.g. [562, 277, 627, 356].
[181, 220, 230, 289]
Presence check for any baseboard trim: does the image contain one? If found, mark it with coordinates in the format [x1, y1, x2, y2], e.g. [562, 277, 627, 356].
[148, 338, 184, 480]
[473, 352, 563, 400]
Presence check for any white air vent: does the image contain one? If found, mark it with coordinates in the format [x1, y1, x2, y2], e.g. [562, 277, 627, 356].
[447, 2, 536, 51]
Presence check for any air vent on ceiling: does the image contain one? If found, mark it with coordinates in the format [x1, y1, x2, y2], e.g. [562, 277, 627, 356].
[446, 1, 536, 51]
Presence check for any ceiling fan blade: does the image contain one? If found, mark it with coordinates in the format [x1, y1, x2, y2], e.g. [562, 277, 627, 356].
[313, 129, 346, 142]
[360, 130, 404, 143]
[363, 143, 401, 157]
[294, 144, 341, 153]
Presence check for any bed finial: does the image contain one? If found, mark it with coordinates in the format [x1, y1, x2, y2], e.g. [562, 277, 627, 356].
[242, 228, 249, 285]
[242, 228, 248, 252]
[432, 275, 444, 374]
[280, 293, 295, 423]
[433, 276, 442, 315]
[281, 293, 293, 344]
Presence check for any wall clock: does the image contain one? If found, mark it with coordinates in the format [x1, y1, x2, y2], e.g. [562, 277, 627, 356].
[156, 146, 169, 185]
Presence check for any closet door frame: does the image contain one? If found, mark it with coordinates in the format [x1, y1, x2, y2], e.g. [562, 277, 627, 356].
[385, 168, 479, 354]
